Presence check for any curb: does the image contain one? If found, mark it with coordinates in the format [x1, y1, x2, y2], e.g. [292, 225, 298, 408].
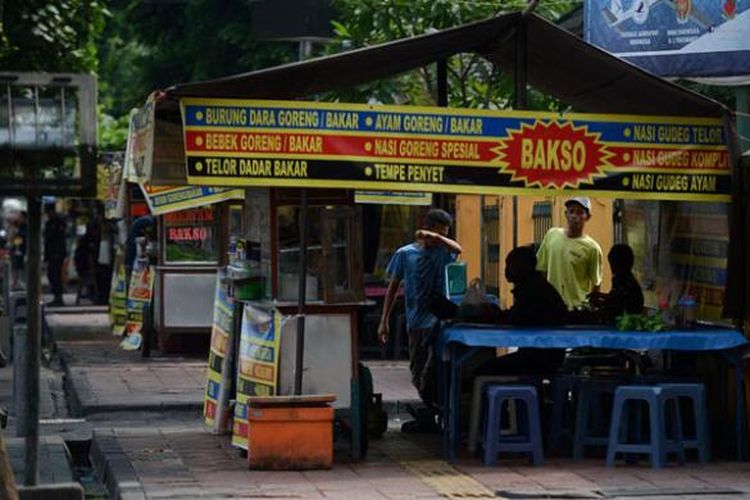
[61, 360, 203, 418]
[90, 430, 146, 500]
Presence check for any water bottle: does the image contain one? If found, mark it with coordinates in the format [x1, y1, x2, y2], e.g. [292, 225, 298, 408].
[677, 295, 697, 330]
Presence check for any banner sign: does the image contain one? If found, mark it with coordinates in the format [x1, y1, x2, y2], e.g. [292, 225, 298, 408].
[140, 183, 244, 215]
[123, 258, 154, 339]
[99, 152, 126, 219]
[109, 249, 127, 336]
[355, 190, 433, 205]
[584, 0, 750, 79]
[203, 270, 236, 434]
[124, 98, 155, 183]
[181, 99, 730, 202]
[231, 304, 282, 450]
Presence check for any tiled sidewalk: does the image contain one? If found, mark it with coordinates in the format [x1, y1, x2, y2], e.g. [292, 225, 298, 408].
[90, 425, 750, 499]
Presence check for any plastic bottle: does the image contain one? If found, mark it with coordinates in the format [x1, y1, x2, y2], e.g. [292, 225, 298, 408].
[677, 295, 697, 330]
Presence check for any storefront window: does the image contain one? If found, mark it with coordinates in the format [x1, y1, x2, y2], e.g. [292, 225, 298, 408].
[163, 206, 218, 263]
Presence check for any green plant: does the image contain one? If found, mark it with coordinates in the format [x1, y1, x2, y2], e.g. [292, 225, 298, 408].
[615, 312, 667, 332]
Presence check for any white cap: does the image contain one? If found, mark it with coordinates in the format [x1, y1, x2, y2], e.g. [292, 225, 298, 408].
[565, 197, 592, 214]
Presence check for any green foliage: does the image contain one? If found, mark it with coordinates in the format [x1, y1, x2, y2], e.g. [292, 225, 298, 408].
[615, 312, 666, 332]
[98, 1, 298, 116]
[95, 1, 300, 148]
[98, 107, 130, 151]
[325, 0, 580, 108]
[0, 0, 107, 72]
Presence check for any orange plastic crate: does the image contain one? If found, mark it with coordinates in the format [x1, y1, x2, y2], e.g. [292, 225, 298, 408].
[247, 401, 334, 470]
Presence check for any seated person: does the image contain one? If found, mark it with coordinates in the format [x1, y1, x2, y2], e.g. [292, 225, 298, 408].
[474, 246, 568, 376]
[589, 244, 644, 322]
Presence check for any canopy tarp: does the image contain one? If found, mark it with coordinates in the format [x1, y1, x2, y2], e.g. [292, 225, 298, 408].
[145, 11, 747, 321]
[148, 12, 730, 186]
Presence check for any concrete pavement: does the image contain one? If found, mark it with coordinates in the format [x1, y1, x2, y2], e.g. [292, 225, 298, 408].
[4, 309, 750, 498]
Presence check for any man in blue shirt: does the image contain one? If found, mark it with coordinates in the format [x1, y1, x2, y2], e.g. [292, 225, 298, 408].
[378, 208, 462, 431]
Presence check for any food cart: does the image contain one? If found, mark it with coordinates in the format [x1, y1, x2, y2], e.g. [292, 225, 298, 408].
[121, 102, 246, 353]
[139, 12, 748, 462]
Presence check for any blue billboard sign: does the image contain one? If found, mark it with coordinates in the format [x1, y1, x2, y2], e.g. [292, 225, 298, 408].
[584, 0, 750, 79]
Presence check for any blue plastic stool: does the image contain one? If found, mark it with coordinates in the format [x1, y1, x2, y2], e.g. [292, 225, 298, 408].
[482, 385, 543, 466]
[573, 378, 625, 460]
[658, 383, 710, 463]
[606, 385, 686, 468]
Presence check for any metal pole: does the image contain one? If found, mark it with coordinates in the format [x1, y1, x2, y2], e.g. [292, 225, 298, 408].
[23, 195, 41, 486]
[435, 59, 449, 210]
[294, 189, 308, 395]
[437, 59, 448, 107]
[294, 39, 313, 395]
[513, 19, 528, 249]
[736, 86, 750, 154]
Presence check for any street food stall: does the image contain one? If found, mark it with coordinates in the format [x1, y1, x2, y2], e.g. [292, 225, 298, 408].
[138, 12, 748, 464]
[120, 102, 246, 353]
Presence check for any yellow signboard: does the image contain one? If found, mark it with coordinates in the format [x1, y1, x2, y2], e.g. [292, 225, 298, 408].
[181, 98, 730, 202]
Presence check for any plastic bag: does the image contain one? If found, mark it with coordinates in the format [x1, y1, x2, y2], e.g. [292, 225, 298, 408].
[456, 279, 502, 323]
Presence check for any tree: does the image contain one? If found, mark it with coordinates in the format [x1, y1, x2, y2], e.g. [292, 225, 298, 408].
[96, 1, 300, 149]
[98, 1, 299, 118]
[0, 0, 107, 72]
[327, 0, 579, 110]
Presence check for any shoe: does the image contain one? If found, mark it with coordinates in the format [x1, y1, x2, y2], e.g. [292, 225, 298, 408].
[401, 417, 438, 434]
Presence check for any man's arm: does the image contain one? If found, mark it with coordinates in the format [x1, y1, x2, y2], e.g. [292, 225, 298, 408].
[378, 278, 401, 344]
[590, 243, 603, 294]
[415, 230, 463, 254]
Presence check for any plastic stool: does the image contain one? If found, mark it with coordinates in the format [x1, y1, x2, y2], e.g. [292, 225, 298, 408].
[573, 378, 626, 460]
[658, 383, 710, 463]
[482, 385, 543, 466]
[468, 376, 523, 453]
[606, 385, 686, 468]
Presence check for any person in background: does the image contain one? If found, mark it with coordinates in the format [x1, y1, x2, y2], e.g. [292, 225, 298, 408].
[44, 203, 68, 306]
[474, 246, 568, 376]
[124, 214, 155, 281]
[74, 218, 99, 303]
[10, 211, 27, 290]
[536, 197, 603, 310]
[378, 208, 462, 432]
[96, 220, 115, 305]
[590, 243, 644, 322]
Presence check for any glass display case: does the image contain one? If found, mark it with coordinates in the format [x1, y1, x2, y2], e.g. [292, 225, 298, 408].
[153, 202, 242, 353]
[274, 198, 363, 304]
[162, 206, 219, 264]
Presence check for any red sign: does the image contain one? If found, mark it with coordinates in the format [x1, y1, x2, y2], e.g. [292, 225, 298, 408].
[168, 227, 210, 241]
[496, 121, 614, 189]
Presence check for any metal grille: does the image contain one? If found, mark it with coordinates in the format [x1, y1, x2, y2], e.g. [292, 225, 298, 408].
[482, 201, 501, 297]
[613, 199, 625, 244]
[532, 201, 552, 244]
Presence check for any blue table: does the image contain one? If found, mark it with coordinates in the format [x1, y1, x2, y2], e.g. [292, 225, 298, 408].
[438, 323, 749, 462]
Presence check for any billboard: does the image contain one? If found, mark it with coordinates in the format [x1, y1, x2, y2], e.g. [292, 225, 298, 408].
[585, 0, 750, 79]
[181, 98, 730, 202]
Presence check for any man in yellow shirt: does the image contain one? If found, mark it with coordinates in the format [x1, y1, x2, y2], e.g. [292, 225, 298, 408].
[536, 197, 603, 310]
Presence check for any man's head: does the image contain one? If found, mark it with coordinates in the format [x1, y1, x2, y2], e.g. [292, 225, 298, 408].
[505, 245, 537, 284]
[423, 208, 452, 236]
[44, 203, 56, 216]
[608, 243, 634, 275]
[564, 197, 591, 236]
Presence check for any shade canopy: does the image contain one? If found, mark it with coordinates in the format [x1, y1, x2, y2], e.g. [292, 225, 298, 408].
[148, 12, 728, 185]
